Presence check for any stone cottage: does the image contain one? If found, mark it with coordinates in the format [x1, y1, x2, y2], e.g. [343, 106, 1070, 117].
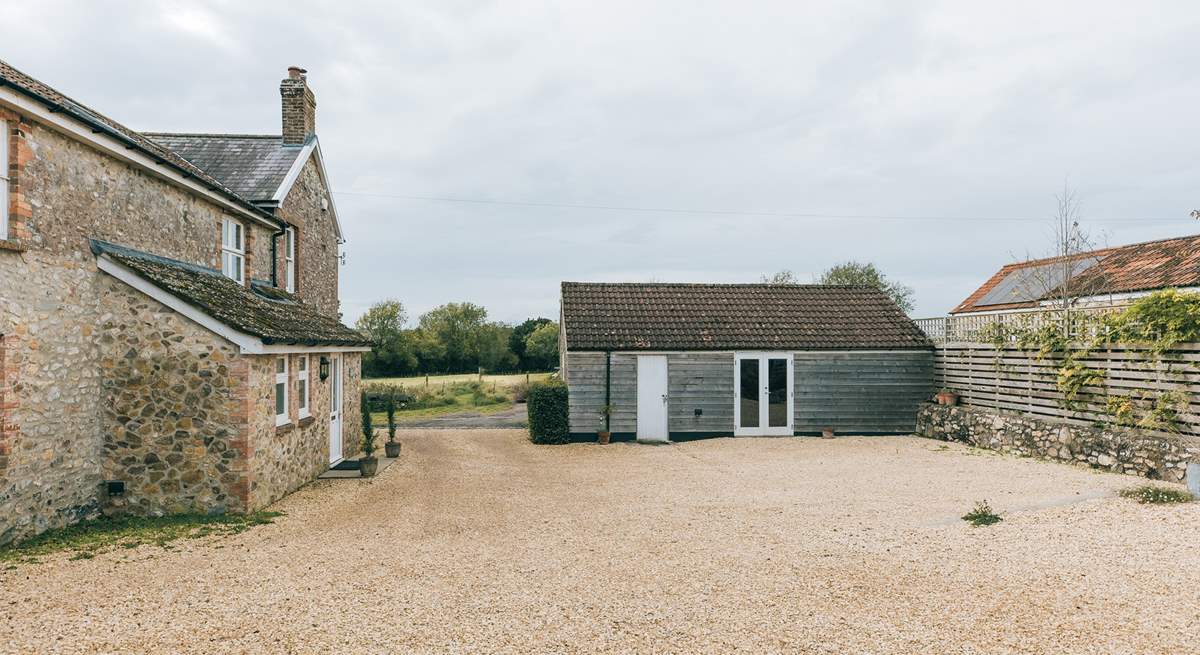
[0, 60, 371, 544]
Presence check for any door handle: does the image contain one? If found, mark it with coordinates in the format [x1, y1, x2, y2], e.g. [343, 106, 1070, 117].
[661, 394, 668, 404]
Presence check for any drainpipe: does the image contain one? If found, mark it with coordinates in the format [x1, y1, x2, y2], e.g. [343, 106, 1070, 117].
[605, 351, 612, 433]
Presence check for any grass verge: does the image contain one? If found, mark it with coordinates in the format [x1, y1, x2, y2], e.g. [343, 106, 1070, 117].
[1118, 484, 1194, 504]
[0, 511, 283, 566]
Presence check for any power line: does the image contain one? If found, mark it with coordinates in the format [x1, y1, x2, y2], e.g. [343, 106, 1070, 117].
[331, 190, 1191, 224]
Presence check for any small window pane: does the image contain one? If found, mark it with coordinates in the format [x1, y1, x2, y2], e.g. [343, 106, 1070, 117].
[276, 357, 286, 374]
[298, 357, 307, 372]
[298, 379, 307, 409]
[275, 382, 286, 415]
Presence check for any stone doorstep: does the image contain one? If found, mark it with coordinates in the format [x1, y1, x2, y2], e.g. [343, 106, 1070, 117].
[316, 452, 398, 479]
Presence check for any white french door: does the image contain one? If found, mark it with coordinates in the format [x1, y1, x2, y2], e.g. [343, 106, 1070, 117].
[329, 354, 343, 464]
[734, 353, 794, 436]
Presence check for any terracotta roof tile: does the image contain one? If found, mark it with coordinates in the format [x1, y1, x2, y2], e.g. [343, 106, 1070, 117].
[952, 234, 1200, 314]
[561, 282, 931, 351]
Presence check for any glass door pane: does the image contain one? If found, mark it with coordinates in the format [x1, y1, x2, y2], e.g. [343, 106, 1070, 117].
[767, 358, 788, 427]
[739, 358, 760, 428]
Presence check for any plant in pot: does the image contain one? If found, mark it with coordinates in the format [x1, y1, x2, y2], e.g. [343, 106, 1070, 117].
[360, 390, 379, 477]
[597, 405, 612, 444]
[935, 388, 959, 406]
[384, 391, 401, 458]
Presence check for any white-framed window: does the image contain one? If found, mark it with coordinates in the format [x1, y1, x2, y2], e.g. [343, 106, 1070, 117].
[0, 119, 9, 239]
[275, 356, 289, 426]
[297, 355, 310, 418]
[285, 226, 296, 293]
[221, 218, 245, 284]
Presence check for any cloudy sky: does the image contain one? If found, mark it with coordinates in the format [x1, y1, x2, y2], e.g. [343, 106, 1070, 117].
[8, 1, 1200, 323]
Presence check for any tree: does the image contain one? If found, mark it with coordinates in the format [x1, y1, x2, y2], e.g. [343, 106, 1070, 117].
[523, 322, 560, 370]
[355, 300, 416, 377]
[416, 302, 490, 373]
[818, 261, 914, 314]
[760, 270, 799, 285]
[478, 322, 518, 372]
[509, 317, 552, 369]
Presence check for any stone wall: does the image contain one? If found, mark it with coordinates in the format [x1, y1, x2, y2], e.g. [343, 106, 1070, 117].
[277, 157, 340, 318]
[98, 277, 250, 515]
[917, 403, 1200, 482]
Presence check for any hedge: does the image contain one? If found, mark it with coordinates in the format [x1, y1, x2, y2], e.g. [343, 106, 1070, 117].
[527, 380, 569, 444]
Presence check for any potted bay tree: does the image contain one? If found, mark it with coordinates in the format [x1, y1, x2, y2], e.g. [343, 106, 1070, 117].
[384, 391, 401, 458]
[360, 390, 379, 477]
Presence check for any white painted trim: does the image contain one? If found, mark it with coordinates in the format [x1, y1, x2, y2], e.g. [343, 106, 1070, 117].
[271, 137, 344, 241]
[274, 356, 290, 426]
[96, 254, 370, 355]
[0, 87, 277, 230]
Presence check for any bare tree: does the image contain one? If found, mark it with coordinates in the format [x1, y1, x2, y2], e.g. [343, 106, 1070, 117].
[1008, 183, 1107, 335]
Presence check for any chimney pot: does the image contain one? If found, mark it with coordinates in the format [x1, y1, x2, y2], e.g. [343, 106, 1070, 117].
[287, 66, 306, 79]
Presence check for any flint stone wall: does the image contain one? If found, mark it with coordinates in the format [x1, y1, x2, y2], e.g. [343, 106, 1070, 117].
[917, 402, 1200, 482]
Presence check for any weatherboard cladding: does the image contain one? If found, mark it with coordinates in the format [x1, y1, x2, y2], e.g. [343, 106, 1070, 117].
[561, 283, 931, 351]
[91, 240, 369, 347]
[144, 133, 303, 202]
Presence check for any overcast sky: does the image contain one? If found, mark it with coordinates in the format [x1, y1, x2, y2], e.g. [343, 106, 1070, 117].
[8, 1, 1200, 323]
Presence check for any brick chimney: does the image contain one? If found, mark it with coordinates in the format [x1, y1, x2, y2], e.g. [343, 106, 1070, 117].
[280, 66, 316, 145]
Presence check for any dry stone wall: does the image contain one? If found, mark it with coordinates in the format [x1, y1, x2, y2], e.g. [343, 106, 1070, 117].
[917, 402, 1200, 483]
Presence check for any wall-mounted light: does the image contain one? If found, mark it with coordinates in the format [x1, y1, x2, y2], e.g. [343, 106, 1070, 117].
[319, 356, 330, 381]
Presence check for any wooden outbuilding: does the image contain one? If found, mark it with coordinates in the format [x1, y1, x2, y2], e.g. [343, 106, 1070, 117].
[559, 282, 934, 442]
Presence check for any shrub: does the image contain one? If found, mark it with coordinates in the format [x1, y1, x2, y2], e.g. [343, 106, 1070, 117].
[385, 393, 397, 443]
[510, 380, 530, 403]
[527, 380, 569, 444]
[962, 500, 1002, 527]
[1118, 484, 1194, 504]
[361, 390, 377, 457]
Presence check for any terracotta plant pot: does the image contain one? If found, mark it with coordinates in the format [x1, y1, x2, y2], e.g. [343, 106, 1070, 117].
[936, 391, 959, 406]
[597, 431, 611, 445]
[385, 441, 401, 458]
[821, 427, 835, 439]
[360, 456, 379, 477]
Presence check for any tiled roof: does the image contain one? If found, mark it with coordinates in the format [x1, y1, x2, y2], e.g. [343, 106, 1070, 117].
[92, 240, 369, 347]
[561, 282, 931, 351]
[0, 58, 273, 221]
[144, 133, 304, 202]
[952, 234, 1200, 314]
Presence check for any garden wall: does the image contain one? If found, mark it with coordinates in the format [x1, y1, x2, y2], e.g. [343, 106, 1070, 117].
[917, 403, 1200, 482]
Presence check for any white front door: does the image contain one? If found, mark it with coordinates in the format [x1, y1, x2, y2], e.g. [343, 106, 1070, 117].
[329, 354, 343, 464]
[636, 355, 669, 442]
[734, 352, 794, 436]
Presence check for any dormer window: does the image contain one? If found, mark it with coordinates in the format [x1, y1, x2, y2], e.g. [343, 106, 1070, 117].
[285, 227, 296, 293]
[221, 218, 244, 283]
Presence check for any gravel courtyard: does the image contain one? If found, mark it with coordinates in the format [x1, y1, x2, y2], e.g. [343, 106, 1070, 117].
[3, 430, 1199, 654]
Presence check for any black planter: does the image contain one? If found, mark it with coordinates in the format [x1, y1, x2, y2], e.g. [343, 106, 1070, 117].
[385, 441, 401, 458]
[360, 456, 379, 477]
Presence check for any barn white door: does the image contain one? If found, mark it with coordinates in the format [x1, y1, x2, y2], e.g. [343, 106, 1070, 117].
[734, 353, 793, 436]
[329, 354, 343, 464]
[636, 355, 669, 442]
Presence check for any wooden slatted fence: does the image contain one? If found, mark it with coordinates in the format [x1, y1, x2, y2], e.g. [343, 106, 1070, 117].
[935, 342, 1200, 437]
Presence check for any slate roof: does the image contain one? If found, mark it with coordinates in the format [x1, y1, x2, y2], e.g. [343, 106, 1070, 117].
[560, 282, 931, 351]
[0, 58, 273, 221]
[92, 240, 369, 347]
[144, 133, 304, 202]
[952, 234, 1200, 314]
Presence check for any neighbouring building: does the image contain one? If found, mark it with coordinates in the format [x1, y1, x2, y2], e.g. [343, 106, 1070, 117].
[558, 283, 933, 441]
[949, 234, 1200, 316]
[0, 60, 370, 545]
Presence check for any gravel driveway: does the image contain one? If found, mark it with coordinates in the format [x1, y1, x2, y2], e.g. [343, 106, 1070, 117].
[3, 431, 1199, 654]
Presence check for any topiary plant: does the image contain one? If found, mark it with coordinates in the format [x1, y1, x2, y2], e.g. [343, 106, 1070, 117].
[361, 390, 377, 458]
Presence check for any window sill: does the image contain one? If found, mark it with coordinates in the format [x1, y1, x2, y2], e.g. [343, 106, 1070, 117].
[298, 415, 315, 428]
[0, 239, 27, 253]
[275, 421, 294, 434]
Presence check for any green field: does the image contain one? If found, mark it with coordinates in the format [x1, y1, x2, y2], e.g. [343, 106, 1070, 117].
[366, 371, 553, 388]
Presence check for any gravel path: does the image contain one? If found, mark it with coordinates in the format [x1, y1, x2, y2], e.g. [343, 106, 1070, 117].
[3, 432, 1199, 654]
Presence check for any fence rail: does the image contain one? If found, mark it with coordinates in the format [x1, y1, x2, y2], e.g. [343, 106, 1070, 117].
[915, 306, 1125, 344]
[934, 342, 1200, 437]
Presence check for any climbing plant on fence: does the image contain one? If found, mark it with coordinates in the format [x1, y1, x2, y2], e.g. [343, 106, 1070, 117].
[944, 290, 1200, 434]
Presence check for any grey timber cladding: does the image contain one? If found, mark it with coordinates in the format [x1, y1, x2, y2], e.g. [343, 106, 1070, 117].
[793, 351, 934, 433]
